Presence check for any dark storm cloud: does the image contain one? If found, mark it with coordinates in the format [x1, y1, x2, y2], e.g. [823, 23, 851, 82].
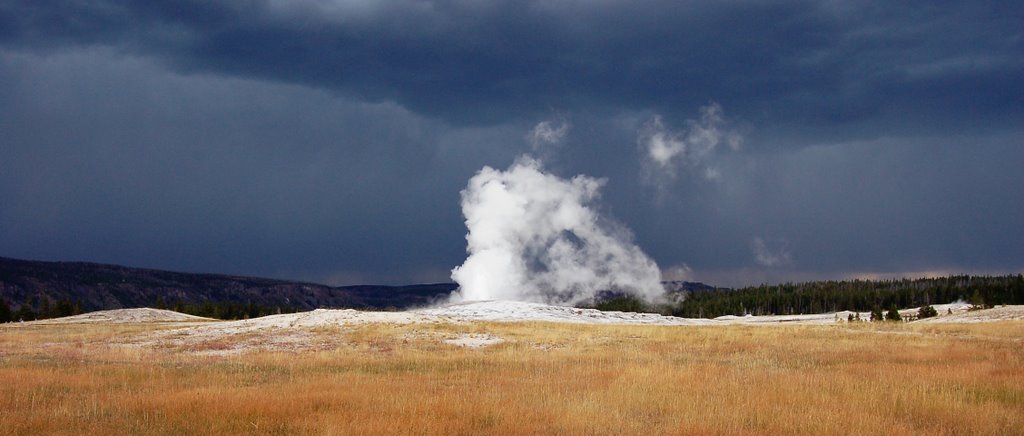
[632, 133, 1024, 286]
[2, 0, 1020, 132]
[0, 48, 514, 284]
[0, 0, 1021, 286]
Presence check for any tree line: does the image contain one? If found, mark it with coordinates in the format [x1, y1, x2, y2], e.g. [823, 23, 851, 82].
[154, 296, 301, 320]
[4, 274, 1022, 323]
[0, 294, 301, 323]
[669, 274, 1023, 318]
[0, 294, 83, 322]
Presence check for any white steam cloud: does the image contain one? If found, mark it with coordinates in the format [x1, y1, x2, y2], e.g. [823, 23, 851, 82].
[450, 155, 665, 306]
[639, 102, 741, 184]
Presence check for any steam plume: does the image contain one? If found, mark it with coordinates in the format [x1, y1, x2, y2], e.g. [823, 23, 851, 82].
[450, 155, 665, 305]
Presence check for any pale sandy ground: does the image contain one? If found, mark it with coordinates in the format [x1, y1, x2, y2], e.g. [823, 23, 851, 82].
[18, 301, 1024, 355]
[35, 307, 213, 323]
[914, 304, 1024, 323]
[418, 300, 716, 325]
[715, 301, 978, 325]
[443, 333, 505, 348]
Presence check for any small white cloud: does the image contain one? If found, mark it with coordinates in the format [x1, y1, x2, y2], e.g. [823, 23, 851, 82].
[752, 237, 792, 267]
[638, 102, 741, 186]
[528, 118, 570, 151]
[642, 115, 685, 174]
[662, 264, 693, 281]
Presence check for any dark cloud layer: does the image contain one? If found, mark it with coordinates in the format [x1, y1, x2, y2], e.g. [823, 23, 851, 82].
[1, 0, 1021, 286]
[3, 1, 1020, 130]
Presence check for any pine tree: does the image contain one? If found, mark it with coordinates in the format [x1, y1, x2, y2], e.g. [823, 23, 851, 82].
[56, 299, 75, 317]
[39, 294, 52, 320]
[969, 290, 988, 310]
[0, 297, 11, 323]
[17, 297, 36, 321]
[870, 307, 884, 322]
[885, 305, 902, 322]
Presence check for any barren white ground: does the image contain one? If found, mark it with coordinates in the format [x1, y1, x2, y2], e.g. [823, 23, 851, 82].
[28, 300, 1024, 327]
[38, 307, 213, 324]
[20, 300, 1024, 355]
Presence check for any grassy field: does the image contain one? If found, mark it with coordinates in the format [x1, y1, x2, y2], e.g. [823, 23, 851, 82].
[1, 320, 1022, 435]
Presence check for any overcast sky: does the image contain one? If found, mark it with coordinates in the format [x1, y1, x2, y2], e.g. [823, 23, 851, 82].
[1, 0, 1021, 287]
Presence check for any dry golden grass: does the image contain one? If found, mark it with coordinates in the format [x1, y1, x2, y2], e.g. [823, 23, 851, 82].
[1, 320, 1022, 435]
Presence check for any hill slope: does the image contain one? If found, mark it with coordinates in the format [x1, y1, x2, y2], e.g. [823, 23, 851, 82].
[0, 256, 456, 314]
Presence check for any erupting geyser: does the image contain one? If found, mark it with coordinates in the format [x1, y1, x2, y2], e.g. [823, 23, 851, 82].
[450, 155, 665, 306]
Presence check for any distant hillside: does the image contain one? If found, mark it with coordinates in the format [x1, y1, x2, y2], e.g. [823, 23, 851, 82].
[0, 257, 456, 317]
[662, 280, 719, 294]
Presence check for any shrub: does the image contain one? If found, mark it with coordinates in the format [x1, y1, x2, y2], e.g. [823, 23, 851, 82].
[917, 305, 938, 319]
